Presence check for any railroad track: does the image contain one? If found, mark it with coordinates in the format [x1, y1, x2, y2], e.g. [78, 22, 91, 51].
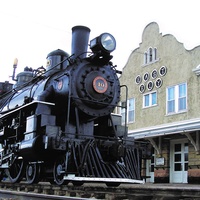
[0, 181, 200, 199]
[0, 190, 88, 200]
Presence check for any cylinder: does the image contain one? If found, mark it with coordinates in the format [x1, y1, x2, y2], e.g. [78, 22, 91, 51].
[71, 26, 90, 59]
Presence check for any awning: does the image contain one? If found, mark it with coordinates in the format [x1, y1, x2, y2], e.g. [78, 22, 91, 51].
[128, 118, 200, 139]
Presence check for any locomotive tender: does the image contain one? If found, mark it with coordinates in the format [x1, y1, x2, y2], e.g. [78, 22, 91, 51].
[0, 26, 146, 186]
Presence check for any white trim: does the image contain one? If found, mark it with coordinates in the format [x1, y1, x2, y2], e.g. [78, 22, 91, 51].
[0, 100, 55, 118]
[64, 175, 145, 184]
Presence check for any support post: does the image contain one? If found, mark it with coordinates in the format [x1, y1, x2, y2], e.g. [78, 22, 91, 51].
[148, 137, 162, 157]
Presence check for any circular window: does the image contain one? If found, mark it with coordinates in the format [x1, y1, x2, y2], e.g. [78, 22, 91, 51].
[135, 75, 142, 84]
[147, 81, 154, 91]
[151, 69, 158, 79]
[155, 78, 163, 88]
[159, 66, 167, 76]
[143, 72, 149, 82]
[139, 84, 145, 93]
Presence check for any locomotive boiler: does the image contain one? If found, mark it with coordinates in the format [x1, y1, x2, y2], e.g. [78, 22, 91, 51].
[0, 26, 146, 186]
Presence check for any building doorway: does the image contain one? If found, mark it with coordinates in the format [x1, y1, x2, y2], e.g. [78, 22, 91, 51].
[146, 149, 155, 183]
[170, 139, 188, 183]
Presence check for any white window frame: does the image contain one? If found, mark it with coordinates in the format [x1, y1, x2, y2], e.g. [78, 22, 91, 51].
[128, 98, 135, 123]
[144, 47, 158, 65]
[144, 52, 148, 64]
[143, 91, 157, 108]
[121, 101, 126, 124]
[149, 47, 153, 62]
[166, 83, 187, 114]
[154, 48, 157, 60]
[121, 98, 135, 124]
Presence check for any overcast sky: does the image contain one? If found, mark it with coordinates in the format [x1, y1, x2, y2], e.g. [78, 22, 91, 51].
[0, 0, 200, 82]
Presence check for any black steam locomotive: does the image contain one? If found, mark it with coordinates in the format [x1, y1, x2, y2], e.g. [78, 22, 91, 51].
[0, 26, 146, 186]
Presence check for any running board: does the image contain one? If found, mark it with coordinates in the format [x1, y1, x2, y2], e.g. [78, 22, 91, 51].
[64, 175, 145, 184]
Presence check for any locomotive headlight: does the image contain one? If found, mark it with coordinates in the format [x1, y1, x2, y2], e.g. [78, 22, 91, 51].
[90, 33, 116, 54]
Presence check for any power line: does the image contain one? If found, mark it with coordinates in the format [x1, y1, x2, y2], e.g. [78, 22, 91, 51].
[0, 11, 71, 35]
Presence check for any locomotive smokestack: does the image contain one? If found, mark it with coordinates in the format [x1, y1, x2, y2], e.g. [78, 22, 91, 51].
[71, 26, 90, 59]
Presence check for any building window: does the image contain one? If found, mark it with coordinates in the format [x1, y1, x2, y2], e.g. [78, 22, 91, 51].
[147, 81, 154, 91]
[144, 47, 158, 65]
[149, 48, 153, 62]
[143, 92, 157, 108]
[150, 149, 155, 172]
[154, 48, 157, 60]
[167, 83, 187, 114]
[128, 98, 135, 123]
[143, 72, 149, 82]
[135, 75, 142, 84]
[121, 102, 126, 124]
[159, 66, 167, 76]
[144, 52, 148, 64]
[121, 98, 135, 124]
[151, 69, 158, 79]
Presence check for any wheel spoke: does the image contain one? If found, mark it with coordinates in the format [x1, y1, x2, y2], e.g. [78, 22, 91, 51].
[53, 156, 66, 185]
[6, 157, 25, 183]
[26, 163, 41, 184]
[0, 170, 5, 182]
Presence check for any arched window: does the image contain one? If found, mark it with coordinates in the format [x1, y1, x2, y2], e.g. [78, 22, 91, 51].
[149, 48, 153, 62]
[144, 47, 158, 65]
[154, 48, 157, 60]
[144, 52, 148, 64]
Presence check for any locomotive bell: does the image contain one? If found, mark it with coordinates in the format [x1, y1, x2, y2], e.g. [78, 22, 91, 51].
[46, 49, 69, 76]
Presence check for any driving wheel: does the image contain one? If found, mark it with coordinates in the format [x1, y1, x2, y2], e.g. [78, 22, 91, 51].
[6, 157, 25, 183]
[26, 163, 41, 184]
[53, 155, 66, 185]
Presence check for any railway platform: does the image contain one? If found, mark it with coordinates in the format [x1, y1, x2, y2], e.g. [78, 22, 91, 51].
[0, 182, 200, 199]
[128, 182, 200, 191]
[121, 183, 200, 199]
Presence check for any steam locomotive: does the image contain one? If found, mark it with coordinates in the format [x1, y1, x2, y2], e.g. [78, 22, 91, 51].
[0, 26, 147, 186]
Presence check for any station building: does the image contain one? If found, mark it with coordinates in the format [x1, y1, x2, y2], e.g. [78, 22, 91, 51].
[118, 22, 200, 184]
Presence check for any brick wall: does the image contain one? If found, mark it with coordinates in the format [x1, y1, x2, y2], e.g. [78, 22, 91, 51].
[188, 142, 200, 183]
[154, 168, 169, 183]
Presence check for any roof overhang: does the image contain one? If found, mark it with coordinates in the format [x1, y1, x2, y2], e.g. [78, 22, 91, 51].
[128, 118, 200, 139]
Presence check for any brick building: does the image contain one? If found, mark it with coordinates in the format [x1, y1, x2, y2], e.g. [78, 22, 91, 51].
[118, 22, 200, 183]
